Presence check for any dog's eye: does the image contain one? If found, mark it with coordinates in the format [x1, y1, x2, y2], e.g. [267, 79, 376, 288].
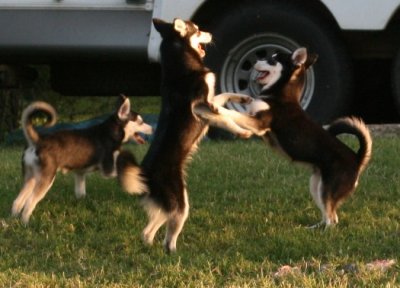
[130, 113, 138, 121]
[269, 53, 279, 63]
[267, 58, 277, 65]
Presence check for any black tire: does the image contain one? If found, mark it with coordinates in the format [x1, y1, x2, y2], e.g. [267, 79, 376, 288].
[392, 48, 400, 114]
[204, 1, 352, 124]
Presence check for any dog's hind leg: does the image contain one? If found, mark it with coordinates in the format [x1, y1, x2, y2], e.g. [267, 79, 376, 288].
[163, 189, 189, 253]
[324, 195, 339, 227]
[310, 177, 339, 228]
[74, 173, 86, 199]
[142, 198, 168, 246]
[308, 170, 327, 228]
[21, 169, 56, 224]
[12, 167, 36, 217]
[164, 209, 189, 253]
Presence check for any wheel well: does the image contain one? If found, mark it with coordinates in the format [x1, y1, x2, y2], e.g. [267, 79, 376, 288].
[387, 4, 400, 28]
[191, 0, 341, 32]
[342, 4, 400, 59]
[387, 4, 400, 53]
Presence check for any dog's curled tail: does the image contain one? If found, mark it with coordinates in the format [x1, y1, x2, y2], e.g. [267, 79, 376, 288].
[22, 101, 57, 147]
[117, 150, 148, 195]
[327, 116, 372, 172]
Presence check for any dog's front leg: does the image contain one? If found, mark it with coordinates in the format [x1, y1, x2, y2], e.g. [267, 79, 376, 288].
[245, 98, 271, 115]
[193, 103, 253, 138]
[74, 173, 86, 199]
[12, 175, 36, 217]
[212, 93, 253, 109]
[210, 106, 271, 136]
[205, 72, 216, 103]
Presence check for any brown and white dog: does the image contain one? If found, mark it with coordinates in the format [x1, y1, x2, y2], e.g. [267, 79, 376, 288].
[12, 95, 152, 224]
[215, 48, 372, 228]
[116, 18, 263, 253]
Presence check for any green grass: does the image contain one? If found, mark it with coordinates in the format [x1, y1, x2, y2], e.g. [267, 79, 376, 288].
[0, 137, 399, 287]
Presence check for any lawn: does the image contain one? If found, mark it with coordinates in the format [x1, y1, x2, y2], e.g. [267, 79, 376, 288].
[0, 136, 399, 287]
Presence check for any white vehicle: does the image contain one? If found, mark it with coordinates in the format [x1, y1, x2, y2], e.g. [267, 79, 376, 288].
[1, 0, 400, 123]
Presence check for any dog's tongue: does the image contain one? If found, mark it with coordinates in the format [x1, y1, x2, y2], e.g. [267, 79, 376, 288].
[132, 133, 146, 145]
[198, 44, 205, 57]
[257, 71, 270, 80]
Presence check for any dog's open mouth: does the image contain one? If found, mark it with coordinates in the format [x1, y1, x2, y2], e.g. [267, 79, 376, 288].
[256, 71, 270, 81]
[198, 43, 206, 57]
[132, 133, 146, 144]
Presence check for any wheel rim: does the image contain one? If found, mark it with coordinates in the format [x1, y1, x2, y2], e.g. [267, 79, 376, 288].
[220, 33, 315, 112]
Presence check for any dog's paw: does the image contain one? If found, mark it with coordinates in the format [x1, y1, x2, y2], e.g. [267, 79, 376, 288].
[142, 233, 154, 246]
[238, 130, 253, 139]
[241, 96, 253, 104]
[21, 213, 31, 225]
[306, 223, 322, 229]
[208, 101, 220, 114]
[163, 239, 177, 254]
[11, 205, 21, 218]
[254, 128, 270, 136]
[306, 220, 336, 230]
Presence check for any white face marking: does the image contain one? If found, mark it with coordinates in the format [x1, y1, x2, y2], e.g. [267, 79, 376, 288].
[135, 116, 153, 135]
[189, 30, 212, 58]
[123, 115, 153, 143]
[254, 60, 283, 90]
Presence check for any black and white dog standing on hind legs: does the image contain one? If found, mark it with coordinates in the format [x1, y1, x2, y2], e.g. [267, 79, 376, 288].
[12, 95, 152, 224]
[117, 18, 266, 253]
[215, 47, 372, 228]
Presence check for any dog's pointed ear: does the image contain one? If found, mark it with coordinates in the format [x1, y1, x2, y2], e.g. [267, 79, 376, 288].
[118, 94, 131, 120]
[173, 18, 187, 37]
[292, 48, 308, 65]
[305, 53, 318, 69]
[153, 18, 172, 37]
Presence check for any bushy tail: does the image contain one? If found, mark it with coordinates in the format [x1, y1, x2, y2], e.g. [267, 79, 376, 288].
[21, 101, 57, 147]
[327, 116, 372, 172]
[117, 150, 148, 195]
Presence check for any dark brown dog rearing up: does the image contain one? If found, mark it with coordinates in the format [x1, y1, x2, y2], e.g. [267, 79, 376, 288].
[117, 18, 261, 253]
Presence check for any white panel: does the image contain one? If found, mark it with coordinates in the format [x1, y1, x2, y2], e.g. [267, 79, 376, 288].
[0, 0, 153, 10]
[322, 0, 400, 30]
